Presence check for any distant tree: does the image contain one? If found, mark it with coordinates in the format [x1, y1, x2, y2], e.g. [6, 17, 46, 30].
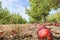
[9, 13, 27, 24]
[0, 7, 11, 24]
[47, 12, 60, 22]
[26, 0, 60, 23]
[0, 1, 27, 24]
[0, 1, 2, 8]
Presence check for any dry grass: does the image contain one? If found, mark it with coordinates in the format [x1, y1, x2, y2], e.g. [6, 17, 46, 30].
[0, 24, 60, 40]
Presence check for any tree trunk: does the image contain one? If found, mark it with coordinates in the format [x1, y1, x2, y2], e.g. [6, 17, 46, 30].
[42, 15, 47, 23]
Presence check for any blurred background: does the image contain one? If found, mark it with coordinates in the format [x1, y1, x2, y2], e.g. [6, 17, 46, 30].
[0, 0, 60, 24]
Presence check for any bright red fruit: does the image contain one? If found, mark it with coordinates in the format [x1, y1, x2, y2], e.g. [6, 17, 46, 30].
[37, 25, 53, 40]
[37, 29, 50, 39]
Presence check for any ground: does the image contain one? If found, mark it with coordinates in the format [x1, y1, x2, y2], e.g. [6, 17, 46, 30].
[0, 24, 60, 40]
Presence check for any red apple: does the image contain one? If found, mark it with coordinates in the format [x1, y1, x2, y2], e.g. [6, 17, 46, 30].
[37, 29, 50, 39]
[53, 22, 59, 26]
[37, 25, 53, 40]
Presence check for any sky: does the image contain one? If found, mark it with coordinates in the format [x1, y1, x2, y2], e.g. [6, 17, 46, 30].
[49, 8, 60, 14]
[0, 0, 60, 22]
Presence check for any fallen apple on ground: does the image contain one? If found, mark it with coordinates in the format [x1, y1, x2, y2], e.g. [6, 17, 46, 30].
[37, 25, 53, 40]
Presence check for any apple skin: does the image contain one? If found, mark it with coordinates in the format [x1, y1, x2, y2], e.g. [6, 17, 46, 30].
[37, 25, 53, 40]
[54, 22, 58, 26]
[53, 23, 60, 27]
[53, 22, 60, 26]
[37, 29, 51, 39]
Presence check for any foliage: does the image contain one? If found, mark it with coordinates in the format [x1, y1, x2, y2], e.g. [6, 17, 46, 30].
[47, 12, 60, 22]
[30, 17, 36, 23]
[0, 1, 27, 24]
[10, 13, 27, 24]
[26, 0, 60, 23]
